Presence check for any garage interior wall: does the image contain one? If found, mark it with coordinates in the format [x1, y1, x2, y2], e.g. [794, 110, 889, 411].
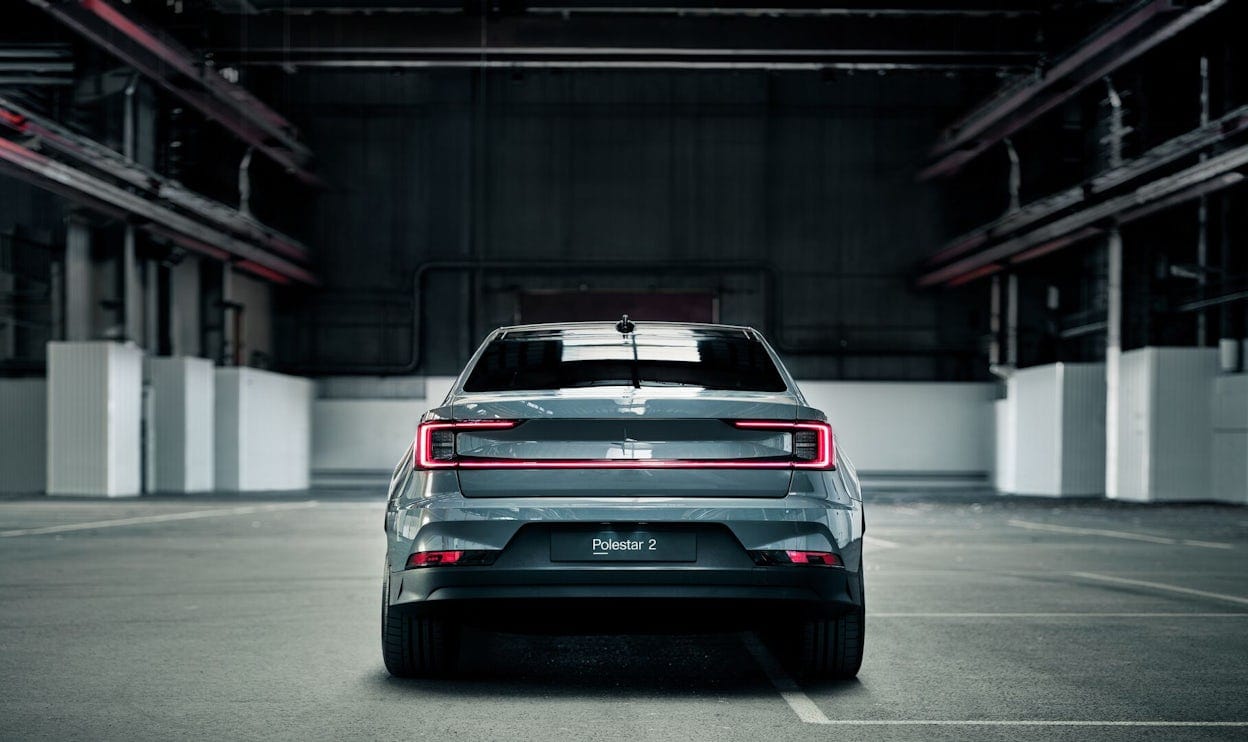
[0, 2, 1244, 501]
[275, 70, 987, 381]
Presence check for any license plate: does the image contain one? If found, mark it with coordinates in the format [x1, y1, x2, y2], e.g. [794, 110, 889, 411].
[550, 530, 696, 562]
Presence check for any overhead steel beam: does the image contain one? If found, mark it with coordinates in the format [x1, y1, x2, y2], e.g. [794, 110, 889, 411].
[27, 0, 320, 185]
[523, 5, 1040, 19]
[237, 0, 1042, 16]
[0, 94, 310, 263]
[925, 102, 1248, 271]
[919, 0, 1228, 180]
[0, 135, 317, 285]
[206, 11, 1039, 70]
[917, 145, 1248, 288]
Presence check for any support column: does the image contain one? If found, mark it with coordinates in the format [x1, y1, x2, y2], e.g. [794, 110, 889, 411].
[1005, 273, 1019, 368]
[1105, 226, 1122, 498]
[149, 356, 214, 492]
[122, 225, 141, 344]
[64, 218, 91, 341]
[121, 73, 143, 347]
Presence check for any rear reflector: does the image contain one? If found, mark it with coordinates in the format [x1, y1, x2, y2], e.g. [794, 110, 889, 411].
[750, 550, 843, 567]
[406, 550, 498, 569]
[784, 550, 842, 566]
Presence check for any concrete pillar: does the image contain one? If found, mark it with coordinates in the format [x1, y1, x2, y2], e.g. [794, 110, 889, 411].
[221, 269, 274, 367]
[122, 226, 142, 344]
[148, 356, 215, 493]
[169, 255, 201, 357]
[1104, 227, 1122, 498]
[64, 218, 92, 342]
[47, 341, 144, 497]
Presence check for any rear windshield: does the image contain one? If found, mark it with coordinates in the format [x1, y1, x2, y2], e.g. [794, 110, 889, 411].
[462, 328, 788, 392]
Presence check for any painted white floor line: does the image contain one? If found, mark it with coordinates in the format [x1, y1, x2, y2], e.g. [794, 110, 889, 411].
[808, 720, 1248, 727]
[1181, 538, 1237, 549]
[740, 633, 830, 725]
[1071, 572, 1248, 607]
[870, 612, 1248, 618]
[862, 534, 900, 549]
[0, 501, 319, 537]
[1008, 519, 1233, 549]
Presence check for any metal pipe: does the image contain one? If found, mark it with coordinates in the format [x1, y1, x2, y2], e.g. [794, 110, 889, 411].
[238, 148, 253, 217]
[236, 59, 1028, 72]
[123, 73, 141, 345]
[1004, 138, 1021, 214]
[1105, 77, 1124, 170]
[287, 259, 977, 376]
[1005, 273, 1018, 369]
[988, 274, 1013, 379]
[122, 73, 138, 160]
[437, 260, 779, 376]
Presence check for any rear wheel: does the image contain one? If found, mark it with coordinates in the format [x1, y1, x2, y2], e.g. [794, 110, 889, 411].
[793, 609, 864, 680]
[381, 575, 460, 677]
[782, 569, 865, 681]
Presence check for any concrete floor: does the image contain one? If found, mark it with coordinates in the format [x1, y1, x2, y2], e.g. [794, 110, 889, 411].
[1, 492, 1246, 741]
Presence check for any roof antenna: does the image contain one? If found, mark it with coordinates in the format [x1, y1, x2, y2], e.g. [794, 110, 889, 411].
[615, 314, 635, 334]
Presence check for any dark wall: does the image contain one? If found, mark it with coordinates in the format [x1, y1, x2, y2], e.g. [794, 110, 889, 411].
[272, 69, 989, 379]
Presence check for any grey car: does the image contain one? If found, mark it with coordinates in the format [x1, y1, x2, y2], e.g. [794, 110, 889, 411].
[382, 319, 865, 679]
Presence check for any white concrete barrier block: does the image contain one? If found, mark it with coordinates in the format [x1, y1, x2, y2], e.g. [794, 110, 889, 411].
[215, 367, 312, 491]
[1112, 347, 1219, 502]
[1005, 363, 1104, 497]
[47, 342, 143, 497]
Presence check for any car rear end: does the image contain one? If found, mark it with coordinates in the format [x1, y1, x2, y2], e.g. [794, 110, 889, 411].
[382, 322, 865, 679]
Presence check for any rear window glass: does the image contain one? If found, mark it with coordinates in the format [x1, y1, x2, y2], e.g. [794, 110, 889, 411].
[462, 329, 788, 392]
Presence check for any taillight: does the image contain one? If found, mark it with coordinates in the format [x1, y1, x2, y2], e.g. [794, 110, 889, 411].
[414, 420, 518, 469]
[406, 550, 498, 568]
[750, 550, 843, 567]
[733, 420, 835, 469]
[412, 418, 834, 470]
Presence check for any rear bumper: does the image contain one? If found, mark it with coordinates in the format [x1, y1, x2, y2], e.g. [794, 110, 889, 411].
[388, 523, 862, 617]
[391, 563, 861, 608]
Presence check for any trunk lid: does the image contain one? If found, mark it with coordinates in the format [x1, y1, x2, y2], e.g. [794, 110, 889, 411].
[448, 387, 816, 498]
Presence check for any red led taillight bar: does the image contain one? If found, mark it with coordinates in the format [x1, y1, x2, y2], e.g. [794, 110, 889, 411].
[413, 419, 835, 471]
[414, 420, 518, 469]
[731, 420, 835, 470]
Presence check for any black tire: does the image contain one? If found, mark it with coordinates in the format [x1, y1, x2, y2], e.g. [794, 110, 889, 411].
[381, 576, 460, 677]
[793, 608, 864, 681]
[788, 569, 865, 681]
